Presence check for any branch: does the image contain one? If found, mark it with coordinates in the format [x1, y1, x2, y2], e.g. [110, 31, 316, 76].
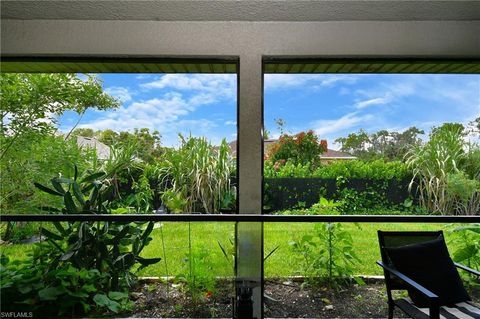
[64, 110, 86, 141]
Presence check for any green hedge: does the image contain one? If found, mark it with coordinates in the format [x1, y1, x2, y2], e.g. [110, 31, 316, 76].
[265, 159, 411, 180]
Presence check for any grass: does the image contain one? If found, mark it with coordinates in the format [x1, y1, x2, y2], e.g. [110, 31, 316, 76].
[0, 221, 460, 278]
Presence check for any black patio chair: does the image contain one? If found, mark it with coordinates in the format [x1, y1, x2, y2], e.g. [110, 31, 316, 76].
[377, 230, 480, 319]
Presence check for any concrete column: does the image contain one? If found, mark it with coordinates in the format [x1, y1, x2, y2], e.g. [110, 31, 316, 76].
[236, 54, 263, 318]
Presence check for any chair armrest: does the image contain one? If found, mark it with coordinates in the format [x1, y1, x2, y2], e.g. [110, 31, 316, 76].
[377, 261, 441, 319]
[455, 262, 480, 276]
[376, 261, 439, 300]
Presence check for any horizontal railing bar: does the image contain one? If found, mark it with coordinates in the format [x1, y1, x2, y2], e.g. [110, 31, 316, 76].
[1, 214, 479, 223]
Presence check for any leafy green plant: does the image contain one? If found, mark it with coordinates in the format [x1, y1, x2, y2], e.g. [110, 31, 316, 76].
[177, 247, 217, 303]
[446, 172, 480, 215]
[450, 224, 480, 289]
[126, 173, 155, 213]
[34, 166, 161, 291]
[337, 188, 385, 214]
[289, 223, 362, 289]
[0, 254, 132, 316]
[93, 291, 133, 314]
[0, 135, 98, 241]
[461, 147, 480, 180]
[220, 186, 237, 212]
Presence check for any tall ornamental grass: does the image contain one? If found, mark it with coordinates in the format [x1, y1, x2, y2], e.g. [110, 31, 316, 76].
[405, 126, 479, 215]
[157, 134, 235, 213]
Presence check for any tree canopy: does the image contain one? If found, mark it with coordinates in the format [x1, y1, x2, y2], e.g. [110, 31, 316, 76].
[335, 127, 425, 161]
[0, 73, 119, 158]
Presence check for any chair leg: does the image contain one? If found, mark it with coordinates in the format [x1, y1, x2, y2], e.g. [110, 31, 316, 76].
[388, 301, 394, 319]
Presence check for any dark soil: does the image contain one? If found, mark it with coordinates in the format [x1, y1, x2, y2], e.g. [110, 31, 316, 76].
[263, 279, 393, 318]
[131, 279, 234, 318]
[131, 278, 479, 318]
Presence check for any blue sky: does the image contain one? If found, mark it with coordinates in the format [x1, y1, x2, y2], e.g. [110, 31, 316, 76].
[60, 73, 480, 148]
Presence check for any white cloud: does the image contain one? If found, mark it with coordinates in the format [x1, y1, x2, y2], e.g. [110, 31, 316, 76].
[225, 120, 237, 126]
[105, 86, 132, 103]
[73, 75, 237, 146]
[264, 74, 357, 90]
[355, 97, 389, 109]
[312, 112, 374, 137]
[352, 75, 479, 120]
[141, 74, 236, 99]
[78, 94, 193, 132]
[135, 74, 153, 80]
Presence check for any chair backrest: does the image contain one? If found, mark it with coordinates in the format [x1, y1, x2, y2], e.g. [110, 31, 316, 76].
[378, 230, 444, 266]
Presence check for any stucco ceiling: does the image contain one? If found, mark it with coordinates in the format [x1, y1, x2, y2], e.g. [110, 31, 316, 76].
[2, 0, 480, 21]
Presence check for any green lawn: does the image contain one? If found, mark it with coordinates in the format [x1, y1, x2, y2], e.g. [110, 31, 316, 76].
[1, 222, 458, 278]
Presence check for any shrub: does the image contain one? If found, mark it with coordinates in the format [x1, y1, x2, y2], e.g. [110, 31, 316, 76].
[266, 130, 326, 167]
[446, 172, 480, 215]
[264, 159, 410, 181]
[312, 159, 410, 180]
[0, 255, 133, 316]
[461, 147, 480, 180]
[264, 160, 311, 178]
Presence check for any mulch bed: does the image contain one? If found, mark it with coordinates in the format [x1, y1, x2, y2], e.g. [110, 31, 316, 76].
[130, 278, 479, 318]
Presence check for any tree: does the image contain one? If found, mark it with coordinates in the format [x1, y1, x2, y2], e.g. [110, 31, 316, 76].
[97, 129, 119, 146]
[335, 127, 424, 161]
[467, 116, 480, 135]
[334, 129, 371, 160]
[430, 122, 466, 137]
[266, 130, 326, 167]
[70, 128, 95, 138]
[97, 128, 162, 163]
[0, 73, 119, 159]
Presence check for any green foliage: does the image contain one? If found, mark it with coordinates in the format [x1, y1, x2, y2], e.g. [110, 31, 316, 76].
[93, 291, 133, 314]
[157, 134, 235, 213]
[266, 130, 326, 167]
[33, 166, 161, 291]
[264, 160, 312, 178]
[0, 255, 133, 316]
[450, 224, 480, 290]
[73, 128, 163, 163]
[0, 135, 96, 215]
[0, 73, 118, 159]
[461, 146, 480, 180]
[289, 223, 362, 289]
[124, 173, 155, 213]
[446, 172, 480, 215]
[406, 123, 477, 214]
[336, 188, 384, 214]
[335, 127, 424, 161]
[314, 160, 410, 180]
[276, 197, 341, 215]
[177, 247, 216, 302]
[264, 159, 410, 181]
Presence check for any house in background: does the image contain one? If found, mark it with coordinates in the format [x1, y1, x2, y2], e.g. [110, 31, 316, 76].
[76, 136, 111, 160]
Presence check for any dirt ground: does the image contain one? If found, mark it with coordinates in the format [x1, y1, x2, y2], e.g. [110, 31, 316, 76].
[130, 278, 479, 318]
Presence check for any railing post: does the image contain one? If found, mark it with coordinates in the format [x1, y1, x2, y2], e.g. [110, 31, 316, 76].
[235, 54, 263, 319]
